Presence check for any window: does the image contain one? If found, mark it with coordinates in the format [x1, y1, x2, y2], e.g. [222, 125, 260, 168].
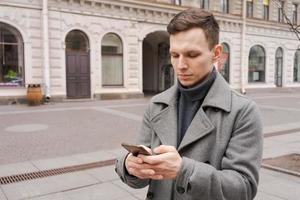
[263, 0, 269, 20]
[101, 33, 123, 86]
[220, 43, 230, 82]
[0, 23, 24, 87]
[293, 4, 298, 24]
[275, 47, 283, 87]
[65, 30, 89, 52]
[172, 0, 181, 5]
[200, 0, 209, 9]
[278, 1, 284, 22]
[247, 0, 253, 18]
[248, 45, 266, 83]
[294, 50, 300, 82]
[221, 0, 229, 13]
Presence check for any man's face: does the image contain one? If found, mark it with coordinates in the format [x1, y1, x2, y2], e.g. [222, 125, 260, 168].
[169, 28, 222, 87]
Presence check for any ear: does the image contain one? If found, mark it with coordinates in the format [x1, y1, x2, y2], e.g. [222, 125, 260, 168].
[212, 44, 223, 63]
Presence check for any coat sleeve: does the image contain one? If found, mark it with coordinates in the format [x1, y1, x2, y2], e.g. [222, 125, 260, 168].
[115, 103, 153, 189]
[174, 100, 263, 200]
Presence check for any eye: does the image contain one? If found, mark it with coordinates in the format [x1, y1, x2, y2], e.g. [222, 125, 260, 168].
[188, 52, 200, 58]
[170, 53, 179, 58]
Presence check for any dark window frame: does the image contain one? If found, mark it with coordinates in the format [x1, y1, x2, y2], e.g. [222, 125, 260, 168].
[294, 50, 300, 82]
[263, 4, 269, 20]
[247, 1, 254, 18]
[248, 45, 266, 83]
[0, 23, 25, 87]
[293, 3, 298, 24]
[278, 1, 285, 23]
[200, 0, 209, 9]
[221, 0, 229, 13]
[101, 33, 124, 87]
[172, 0, 181, 6]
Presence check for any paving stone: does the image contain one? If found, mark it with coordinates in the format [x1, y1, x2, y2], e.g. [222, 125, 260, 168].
[254, 191, 284, 200]
[115, 195, 139, 200]
[271, 132, 300, 143]
[263, 138, 283, 149]
[107, 148, 128, 158]
[260, 168, 300, 184]
[0, 188, 7, 200]
[112, 180, 148, 198]
[263, 147, 292, 159]
[85, 165, 119, 182]
[65, 182, 130, 200]
[1, 172, 98, 200]
[258, 177, 300, 200]
[31, 156, 82, 171]
[29, 193, 71, 200]
[71, 150, 116, 164]
[0, 162, 38, 177]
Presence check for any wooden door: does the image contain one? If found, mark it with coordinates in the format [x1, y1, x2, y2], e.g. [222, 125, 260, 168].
[66, 51, 91, 98]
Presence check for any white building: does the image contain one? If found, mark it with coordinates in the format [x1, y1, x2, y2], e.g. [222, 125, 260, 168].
[0, 0, 300, 102]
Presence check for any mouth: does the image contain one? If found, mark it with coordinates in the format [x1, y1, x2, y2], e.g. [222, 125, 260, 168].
[178, 74, 192, 79]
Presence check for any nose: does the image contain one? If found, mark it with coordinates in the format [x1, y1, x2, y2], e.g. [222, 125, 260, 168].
[177, 56, 188, 70]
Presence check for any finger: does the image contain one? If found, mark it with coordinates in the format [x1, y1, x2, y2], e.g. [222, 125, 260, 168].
[127, 161, 154, 170]
[127, 154, 143, 164]
[139, 169, 156, 176]
[138, 155, 162, 165]
[149, 174, 164, 180]
[129, 168, 156, 179]
[153, 145, 176, 154]
[139, 154, 169, 165]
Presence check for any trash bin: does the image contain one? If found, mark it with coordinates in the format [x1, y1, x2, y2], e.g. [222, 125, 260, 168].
[27, 84, 43, 106]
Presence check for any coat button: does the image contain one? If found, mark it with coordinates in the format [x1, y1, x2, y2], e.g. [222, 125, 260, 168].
[177, 186, 185, 194]
[147, 192, 154, 199]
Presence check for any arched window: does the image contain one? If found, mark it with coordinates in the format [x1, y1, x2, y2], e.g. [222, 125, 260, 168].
[101, 33, 123, 86]
[248, 45, 266, 83]
[275, 47, 283, 87]
[220, 42, 230, 83]
[0, 22, 24, 87]
[294, 49, 300, 82]
[65, 30, 89, 52]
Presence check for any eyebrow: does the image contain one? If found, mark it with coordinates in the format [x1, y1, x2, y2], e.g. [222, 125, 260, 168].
[169, 50, 202, 54]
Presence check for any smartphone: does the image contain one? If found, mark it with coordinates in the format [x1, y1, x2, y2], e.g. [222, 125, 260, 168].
[121, 143, 152, 156]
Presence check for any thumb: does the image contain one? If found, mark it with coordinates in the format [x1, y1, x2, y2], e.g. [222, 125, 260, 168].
[154, 145, 176, 154]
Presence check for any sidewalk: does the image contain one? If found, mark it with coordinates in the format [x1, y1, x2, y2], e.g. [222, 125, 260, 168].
[1, 93, 300, 200]
[0, 132, 299, 200]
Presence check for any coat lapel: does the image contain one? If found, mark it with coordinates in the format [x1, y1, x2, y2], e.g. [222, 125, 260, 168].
[152, 104, 178, 147]
[178, 107, 214, 152]
[151, 85, 179, 147]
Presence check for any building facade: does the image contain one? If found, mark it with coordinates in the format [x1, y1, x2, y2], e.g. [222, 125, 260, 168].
[0, 0, 300, 101]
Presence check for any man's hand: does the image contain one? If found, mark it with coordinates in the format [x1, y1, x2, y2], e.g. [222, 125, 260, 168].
[125, 148, 164, 180]
[125, 145, 182, 180]
[138, 145, 182, 180]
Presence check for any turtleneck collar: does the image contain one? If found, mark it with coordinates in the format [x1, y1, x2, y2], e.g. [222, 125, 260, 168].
[177, 67, 217, 102]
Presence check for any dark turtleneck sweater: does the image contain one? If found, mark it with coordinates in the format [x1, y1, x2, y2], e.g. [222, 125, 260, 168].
[177, 67, 217, 147]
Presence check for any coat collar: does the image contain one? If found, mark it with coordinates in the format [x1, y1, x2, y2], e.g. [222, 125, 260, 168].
[152, 72, 232, 112]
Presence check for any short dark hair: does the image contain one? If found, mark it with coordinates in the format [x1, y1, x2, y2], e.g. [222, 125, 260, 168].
[167, 8, 219, 50]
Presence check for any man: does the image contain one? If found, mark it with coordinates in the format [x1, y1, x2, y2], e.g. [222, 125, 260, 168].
[115, 8, 263, 200]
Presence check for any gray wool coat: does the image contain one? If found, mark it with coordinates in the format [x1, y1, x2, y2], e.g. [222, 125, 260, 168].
[115, 73, 263, 200]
